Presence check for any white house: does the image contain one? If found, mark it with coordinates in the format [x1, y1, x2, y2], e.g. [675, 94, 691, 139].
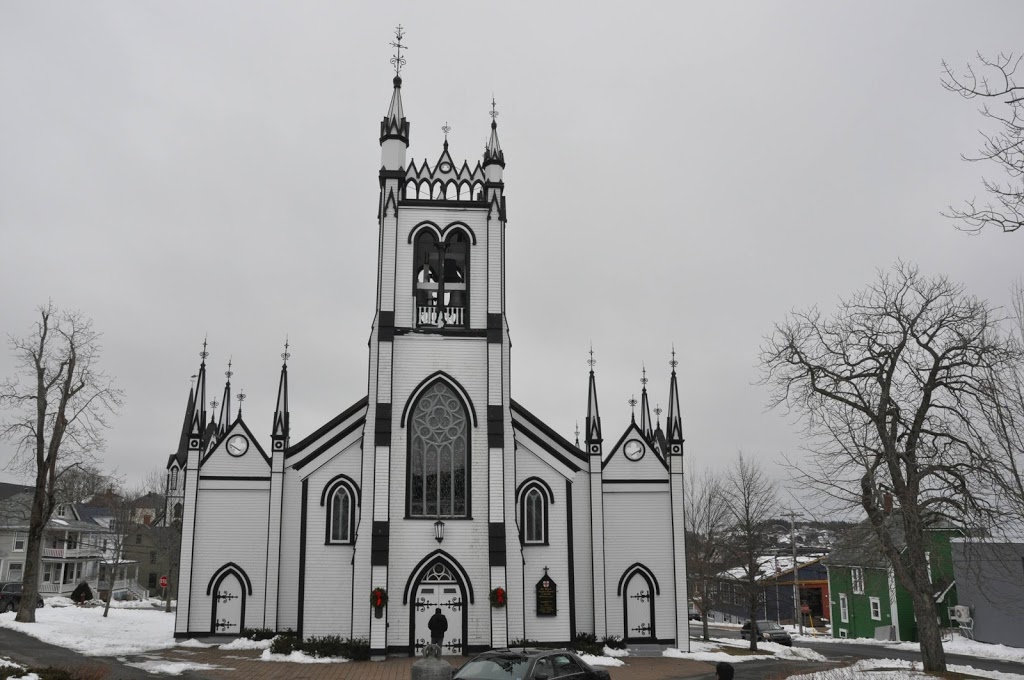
[169, 51, 690, 656]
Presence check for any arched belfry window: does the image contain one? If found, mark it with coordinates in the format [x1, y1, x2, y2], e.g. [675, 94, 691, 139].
[414, 229, 469, 328]
[329, 486, 353, 544]
[408, 382, 469, 518]
[170, 468, 179, 490]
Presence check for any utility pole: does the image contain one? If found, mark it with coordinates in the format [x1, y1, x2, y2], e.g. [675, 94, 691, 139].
[787, 510, 803, 635]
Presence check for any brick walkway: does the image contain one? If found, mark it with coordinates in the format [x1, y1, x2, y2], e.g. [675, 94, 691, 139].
[158, 647, 715, 680]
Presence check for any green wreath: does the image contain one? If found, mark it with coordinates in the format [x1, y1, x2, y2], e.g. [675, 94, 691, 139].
[371, 587, 388, 608]
[489, 586, 507, 608]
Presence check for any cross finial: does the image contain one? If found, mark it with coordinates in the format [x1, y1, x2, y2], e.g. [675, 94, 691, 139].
[490, 96, 499, 121]
[587, 345, 596, 369]
[210, 399, 219, 412]
[543, 566, 549, 576]
[199, 337, 209, 362]
[225, 357, 233, 381]
[574, 421, 580, 444]
[236, 390, 246, 416]
[641, 364, 648, 387]
[670, 345, 678, 370]
[629, 394, 637, 415]
[442, 121, 451, 147]
[282, 337, 291, 365]
[390, 25, 407, 76]
[654, 404, 663, 419]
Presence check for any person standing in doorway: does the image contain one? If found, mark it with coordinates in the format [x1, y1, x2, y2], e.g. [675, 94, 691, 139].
[428, 607, 449, 648]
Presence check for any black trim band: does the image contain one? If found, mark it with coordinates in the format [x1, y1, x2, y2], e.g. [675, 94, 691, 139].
[379, 311, 395, 342]
[199, 475, 270, 481]
[488, 405, 504, 448]
[487, 313, 502, 344]
[489, 522, 506, 567]
[375, 403, 392, 447]
[371, 521, 389, 566]
[298, 480, 308, 638]
[566, 480, 576, 639]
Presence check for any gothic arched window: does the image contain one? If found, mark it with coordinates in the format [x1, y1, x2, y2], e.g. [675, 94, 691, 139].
[328, 486, 353, 543]
[173, 503, 182, 521]
[522, 487, 547, 544]
[413, 229, 469, 328]
[408, 382, 469, 518]
[170, 468, 179, 491]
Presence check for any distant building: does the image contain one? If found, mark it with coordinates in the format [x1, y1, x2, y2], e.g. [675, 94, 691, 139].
[950, 538, 1024, 648]
[824, 518, 960, 641]
[708, 554, 828, 625]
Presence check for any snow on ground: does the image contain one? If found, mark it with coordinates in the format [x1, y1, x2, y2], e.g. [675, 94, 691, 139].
[665, 638, 828, 664]
[805, 633, 1024, 664]
[603, 645, 629, 657]
[259, 648, 349, 664]
[0, 605, 175, 656]
[579, 653, 625, 667]
[788, 657, 1024, 679]
[219, 636, 274, 650]
[122, 660, 221, 676]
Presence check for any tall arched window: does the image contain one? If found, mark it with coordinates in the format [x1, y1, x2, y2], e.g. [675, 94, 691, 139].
[173, 503, 183, 521]
[408, 382, 469, 518]
[170, 468, 179, 490]
[329, 486, 353, 543]
[523, 488, 546, 544]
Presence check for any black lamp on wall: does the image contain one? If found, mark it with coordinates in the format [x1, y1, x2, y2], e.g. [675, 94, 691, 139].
[434, 518, 445, 543]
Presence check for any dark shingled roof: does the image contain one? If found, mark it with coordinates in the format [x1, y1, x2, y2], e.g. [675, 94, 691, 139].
[0, 482, 34, 502]
[824, 518, 906, 569]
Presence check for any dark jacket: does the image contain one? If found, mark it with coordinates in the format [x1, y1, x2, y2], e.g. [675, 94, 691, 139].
[428, 612, 448, 637]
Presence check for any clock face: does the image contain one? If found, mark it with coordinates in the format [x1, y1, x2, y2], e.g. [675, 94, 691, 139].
[624, 439, 644, 461]
[226, 434, 249, 457]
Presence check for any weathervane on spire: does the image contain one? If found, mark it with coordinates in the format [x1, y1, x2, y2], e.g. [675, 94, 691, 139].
[641, 365, 648, 387]
[489, 96, 499, 127]
[210, 399, 219, 412]
[629, 394, 637, 419]
[574, 422, 581, 447]
[670, 345, 678, 371]
[587, 345, 596, 370]
[225, 358, 233, 381]
[199, 337, 209, 363]
[390, 25, 407, 76]
[236, 390, 246, 417]
[654, 404, 663, 425]
[282, 337, 291, 365]
[442, 121, 451, 146]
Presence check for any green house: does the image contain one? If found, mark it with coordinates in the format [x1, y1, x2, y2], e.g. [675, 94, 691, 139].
[824, 518, 960, 642]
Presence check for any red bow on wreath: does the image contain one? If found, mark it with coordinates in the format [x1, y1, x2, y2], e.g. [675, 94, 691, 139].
[371, 587, 387, 608]
[490, 586, 506, 608]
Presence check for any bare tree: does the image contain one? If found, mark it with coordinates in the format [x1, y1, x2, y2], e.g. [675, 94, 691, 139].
[684, 463, 731, 641]
[141, 465, 179, 612]
[759, 262, 1021, 672]
[96, 487, 139, 618]
[0, 303, 123, 623]
[942, 52, 1024, 234]
[722, 452, 777, 652]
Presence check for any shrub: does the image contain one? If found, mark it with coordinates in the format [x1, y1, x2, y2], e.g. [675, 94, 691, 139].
[339, 637, 370, 660]
[301, 635, 344, 658]
[241, 627, 277, 641]
[573, 632, 602, 656]
[601, 634, 627, 650]
[270, 630, 299, 655]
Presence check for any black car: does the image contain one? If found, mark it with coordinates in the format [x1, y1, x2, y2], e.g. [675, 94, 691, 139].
[455, 649, 611, 680]
[740, 620, 792, 646]
[0, 582, 44, 612]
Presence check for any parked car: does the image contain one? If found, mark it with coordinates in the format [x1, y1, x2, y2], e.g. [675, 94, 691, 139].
[740, 620, 792, 646]
[0, 582, 45, 612]
[455, 649, 611, 680]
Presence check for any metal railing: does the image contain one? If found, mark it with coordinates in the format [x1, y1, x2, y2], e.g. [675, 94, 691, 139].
[417, 305, 465, 327]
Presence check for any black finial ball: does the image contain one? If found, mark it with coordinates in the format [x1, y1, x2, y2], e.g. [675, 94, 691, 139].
[394, 75, 402, 87]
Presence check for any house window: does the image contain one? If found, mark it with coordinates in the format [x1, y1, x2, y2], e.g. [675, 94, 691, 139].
[413, 230, 469, 328]
[851, 568, 864, 594]
[56, 505, 66, 517]
[328, 486, 354, 544]
[839, 594, 849, 623]
[42, 564, 53, 583]
[838, 628, 848, 639]
[408, 382, 469, 517]
[7, 563, 23, 581]
[148, 573, 157, 588]
[869, 596, 881, 620]
[13, 532, 25, 552]
[173, 503, 182, 521]
[170, 468, 179, 490]
[521, 487, 547, 545]
[150, 551, 157, 565]
[136, 534, 143, 545]
[66, 533, 77, 550]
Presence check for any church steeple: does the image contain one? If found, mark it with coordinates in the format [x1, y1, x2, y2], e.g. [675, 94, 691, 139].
[666, 348, 684, 447]
[585, 347, 602, 446]
[217, 359, 233, 438]
[639, 365, 654, 440]
[188, 340, 208, 438]
[483, 96, 505, 183]
[380, 26, 410, 163]
[273, 340, 290, 440]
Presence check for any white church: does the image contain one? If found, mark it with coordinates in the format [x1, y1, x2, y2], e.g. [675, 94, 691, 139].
[166, 35, 690, 656]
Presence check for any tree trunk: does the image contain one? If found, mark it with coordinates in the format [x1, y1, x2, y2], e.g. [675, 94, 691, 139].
[748, 591, 758, 652]
[912, 588, 946, 672]
[16, 473, 49, 623]
[702, 613, 709, 641]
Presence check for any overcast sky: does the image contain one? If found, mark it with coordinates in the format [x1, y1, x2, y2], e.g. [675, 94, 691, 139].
[1, 2, 1022, 506]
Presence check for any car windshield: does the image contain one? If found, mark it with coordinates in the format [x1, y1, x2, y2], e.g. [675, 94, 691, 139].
[2, 584, 21, 594]
[454, 657, 531, 679]
[757, 621, 782, 631]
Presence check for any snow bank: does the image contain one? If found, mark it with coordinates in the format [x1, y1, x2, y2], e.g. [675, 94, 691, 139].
[219, 636, 274, 650]
[123, 660, 220, 676]
[0, 605, 174, 656]
[603, 645, 629, 657]
[807, 634, 1024, 664]
[788, 657, 1024, 680]
[579, 653, 624, 667]
[259, 648, 349, 664]
[665, 638, 828, 664]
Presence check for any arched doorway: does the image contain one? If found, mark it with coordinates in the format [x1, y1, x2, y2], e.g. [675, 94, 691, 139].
[622, 567, 656, 642]
[207, 563, 251, 635]
[408, 558, 469, 656]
